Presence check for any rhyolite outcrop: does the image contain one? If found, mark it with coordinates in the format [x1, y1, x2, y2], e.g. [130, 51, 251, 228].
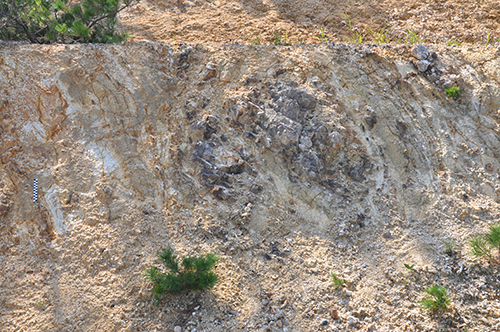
[1, 41, 500, 331]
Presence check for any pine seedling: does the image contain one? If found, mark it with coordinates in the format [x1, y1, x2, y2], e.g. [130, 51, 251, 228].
[486, 223, 500, 251]
[420, 285, 451, 311]
[444, 240, 457, 257]
[468, 235, 492, 260]
[145, 247, 219, 304]
[468, 223, 500, 263]
[331, 273, 344, 289]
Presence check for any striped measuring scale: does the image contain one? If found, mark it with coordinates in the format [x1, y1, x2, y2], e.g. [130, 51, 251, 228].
[33, 179, 38, 202]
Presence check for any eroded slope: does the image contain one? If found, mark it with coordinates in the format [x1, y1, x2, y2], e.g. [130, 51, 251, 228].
[1, 42, 500, 331]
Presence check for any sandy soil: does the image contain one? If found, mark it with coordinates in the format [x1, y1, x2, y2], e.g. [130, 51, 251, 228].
[118, 0, 500, 46]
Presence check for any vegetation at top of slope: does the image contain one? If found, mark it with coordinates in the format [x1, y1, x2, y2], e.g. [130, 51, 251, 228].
[0, 0, 139, 44]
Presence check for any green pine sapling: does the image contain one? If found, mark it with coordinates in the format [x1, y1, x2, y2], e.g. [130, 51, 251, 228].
[145, 247, 219, 304]
[468, 223, 500, 262]
[420, 285, 451, 311]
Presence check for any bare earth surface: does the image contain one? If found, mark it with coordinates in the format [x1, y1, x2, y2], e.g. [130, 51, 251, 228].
[1, 1, 500, 332]
[119, 0, 500, 46]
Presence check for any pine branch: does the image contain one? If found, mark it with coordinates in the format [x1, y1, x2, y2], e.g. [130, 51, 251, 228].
[87, 0, 139, 30]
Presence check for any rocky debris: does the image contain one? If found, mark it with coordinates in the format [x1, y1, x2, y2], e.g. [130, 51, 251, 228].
[299, 134, 313, 151]
[347, 315, 359, 326]
[267, 115, 302, 147]
[438, 74, 460, 89]
[411, 44, 429, 60]
[202, 61, 217, 81]
[190, 120, 218, 142]
[407, 44, 456, 87]
[416, 59, 430, 72]
[119, 0, 500, 54]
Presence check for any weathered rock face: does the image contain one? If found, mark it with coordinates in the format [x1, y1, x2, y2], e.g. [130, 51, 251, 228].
[1, 41, 500, 331]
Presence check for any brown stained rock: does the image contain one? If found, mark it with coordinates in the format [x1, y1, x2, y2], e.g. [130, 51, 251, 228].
[330, 307, 339, 320]
[0, 200, 10, 218]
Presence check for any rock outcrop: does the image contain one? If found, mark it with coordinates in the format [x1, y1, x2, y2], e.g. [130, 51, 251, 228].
[1, 41, 500, 331]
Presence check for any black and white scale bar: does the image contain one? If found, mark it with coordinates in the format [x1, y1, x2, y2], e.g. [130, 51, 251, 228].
[33, 179, 38, 202]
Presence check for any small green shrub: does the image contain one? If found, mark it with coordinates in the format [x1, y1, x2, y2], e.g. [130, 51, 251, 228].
[344, 31, 366, 43]
[34, 298, 46, 309]
[420, 285, 451, 311]
[331, 273, 344, 289]
[248, 30, 261, 45]
[469, 223, 500, 262]
[485, 30, 493, 46]
[404, 263, 415, 272]
[145, 247, 219, 304]
[445, 86, 461, 99]
[272, 29, 289, 46]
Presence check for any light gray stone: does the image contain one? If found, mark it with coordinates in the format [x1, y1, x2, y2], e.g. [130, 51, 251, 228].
[347, 316, 359, 326]
[412, 44, 429, 60]
[416, 60, 430, 72]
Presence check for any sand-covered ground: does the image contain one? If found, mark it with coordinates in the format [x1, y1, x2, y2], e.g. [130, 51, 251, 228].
[119, 0, 500, 46]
